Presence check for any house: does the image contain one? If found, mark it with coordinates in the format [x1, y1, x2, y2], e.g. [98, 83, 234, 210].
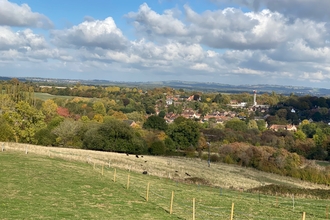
[269, 124, 297, 132]
[123, 120, 138, 127]
[166, 98, 173, 105]
[187, 95, 195, 101]
[164, 113, 179, 123]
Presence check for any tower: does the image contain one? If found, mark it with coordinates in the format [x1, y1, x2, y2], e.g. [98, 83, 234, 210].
[253, 90, 257, 106]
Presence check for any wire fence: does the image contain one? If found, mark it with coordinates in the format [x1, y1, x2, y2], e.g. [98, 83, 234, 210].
[2, 142, 330, 220]
[96, 163, 329, 220]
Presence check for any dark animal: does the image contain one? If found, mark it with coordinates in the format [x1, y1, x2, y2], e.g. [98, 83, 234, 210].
[175, 170, 178, 173]
[126, 153, 129, 156]
[141, 155, 143, 158]
[145, 161, 147, 163]
[142, 171, 148, 175]
[136, 155, 139, 158]
[185, 172, 191, 176]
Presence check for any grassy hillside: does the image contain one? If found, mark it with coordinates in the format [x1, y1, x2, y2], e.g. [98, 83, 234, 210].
[0, 151, 177, 219]
[1, 146, 330, 219]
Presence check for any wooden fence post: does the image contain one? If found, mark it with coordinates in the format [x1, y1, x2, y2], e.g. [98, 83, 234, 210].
[230, 203, 235, 220]
[276, 194, 278, 207]
[302, 212, 306, 220]
[146, 182, 150, 202]
[127, 174, 130, 190]
[292, 195, 295, 210]
[192, 198, 195, 220]
[113, 168, 116, 182]
[170, 191, 174, 214]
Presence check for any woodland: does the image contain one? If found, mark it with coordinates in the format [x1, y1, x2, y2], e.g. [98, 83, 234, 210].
[1, 78, 330, 185]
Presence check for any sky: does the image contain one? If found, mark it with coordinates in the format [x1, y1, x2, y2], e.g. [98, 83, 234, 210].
[1, 0, 330, 88]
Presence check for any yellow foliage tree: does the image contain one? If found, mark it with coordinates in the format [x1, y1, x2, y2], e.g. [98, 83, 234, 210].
[93, 114, 104, 123]
[42, 99, 58, 120]
[111, 111, 128, 120]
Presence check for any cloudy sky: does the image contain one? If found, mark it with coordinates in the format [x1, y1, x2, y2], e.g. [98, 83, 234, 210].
[1, 0, 330, 88]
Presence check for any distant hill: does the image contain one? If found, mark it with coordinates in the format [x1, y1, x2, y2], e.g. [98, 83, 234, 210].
[1, 76, 330, 96]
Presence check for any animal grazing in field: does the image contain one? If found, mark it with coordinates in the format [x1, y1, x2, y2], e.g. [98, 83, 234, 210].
[142, 171, 148, 175]
[185, 172, 191, 176]
[136, 155, 139, 158]
[126, 153, 129, 156]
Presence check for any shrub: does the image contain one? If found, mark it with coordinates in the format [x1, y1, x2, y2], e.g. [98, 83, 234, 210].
[149, 141, 166, 155]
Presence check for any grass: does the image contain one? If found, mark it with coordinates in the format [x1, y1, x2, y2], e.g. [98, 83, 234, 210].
[0, 152, 178, 219]
[34, 92, 75, 101]
[316, 160, 330, 167]
[1, 151, 330, 219]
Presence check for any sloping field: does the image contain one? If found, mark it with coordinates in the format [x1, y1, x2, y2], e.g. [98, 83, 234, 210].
[1, 142, 330, 219]
[2, 142, 328, 190]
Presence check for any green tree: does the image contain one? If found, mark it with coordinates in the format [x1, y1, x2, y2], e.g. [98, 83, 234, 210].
[247, 120, 258, 130]
[126, 111, 146, 123]
[256, 120, 267, 131]
[83, 119, 146, 154]
[167, 119, 200, 149]
[212, 93, 223, 103]
[34, 116, 64, 146]
[149, 141, 166, 155]
[158, 110, 166, 118]
[143, 115, 168, 131]
[294, 130, 306, 141]
[276, 109, 288, 119]
[52, 119, 82, 147]
[301, 123, 318, 138]
[225, 118, 247, 132]
[93, 101, 106, 115]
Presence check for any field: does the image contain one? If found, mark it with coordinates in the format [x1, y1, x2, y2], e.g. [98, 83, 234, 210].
[1, 142, 330, 219]
[34, 92, 75, 101]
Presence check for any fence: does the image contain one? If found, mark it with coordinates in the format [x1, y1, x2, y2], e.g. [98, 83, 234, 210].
[1, 142, 329, 219]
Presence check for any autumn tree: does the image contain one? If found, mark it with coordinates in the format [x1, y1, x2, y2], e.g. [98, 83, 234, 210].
[0, 116, 15, 141]
[3, 101, 45, 143]
[42, 99, 58, 121]
[93, 101, 106, 115]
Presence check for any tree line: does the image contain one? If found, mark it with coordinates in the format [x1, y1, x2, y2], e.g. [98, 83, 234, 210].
[2, 79, 330, 185]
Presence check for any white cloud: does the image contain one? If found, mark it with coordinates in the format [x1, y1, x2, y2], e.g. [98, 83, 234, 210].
[128, 4, 321, 50]
[212, 0, 330, 21]
[268, 39, 330, 62]
[301, 71, 330, 82]
[51, 17, 128, 50]
[126, 3, 188, 40]
[0, 0, 53, 28]
[0, 27, 47, 50]
[2, 1, 330, 88]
